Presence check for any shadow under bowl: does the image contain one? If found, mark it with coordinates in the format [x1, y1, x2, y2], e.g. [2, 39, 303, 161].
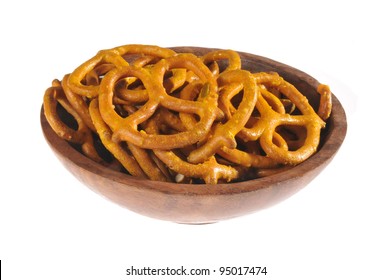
[40, 46, 347, 224]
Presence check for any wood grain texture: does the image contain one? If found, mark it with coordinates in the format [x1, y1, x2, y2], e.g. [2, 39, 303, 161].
[40, 47, 347, 224]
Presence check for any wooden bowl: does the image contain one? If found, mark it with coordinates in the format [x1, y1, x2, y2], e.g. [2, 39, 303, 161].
[40, 47, 347, 224]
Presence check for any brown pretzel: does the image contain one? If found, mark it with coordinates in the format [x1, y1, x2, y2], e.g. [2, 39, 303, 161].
[100, 53, 220, 150]
[187, 69, 258, 163]
[317, 84, 332, 121]
[252, 72, 326, 165]
[43, 80, 102, 163]
[88, 98, 147, 177]
[67, 44, 177, 98]
[201, 49, 242, 76]
[143, 115, 239, 184]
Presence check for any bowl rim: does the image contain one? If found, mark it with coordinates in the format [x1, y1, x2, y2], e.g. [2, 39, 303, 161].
[40, 47, 347, 196]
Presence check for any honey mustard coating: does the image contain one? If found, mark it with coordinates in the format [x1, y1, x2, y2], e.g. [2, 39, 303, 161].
[43, 44, 332, 184]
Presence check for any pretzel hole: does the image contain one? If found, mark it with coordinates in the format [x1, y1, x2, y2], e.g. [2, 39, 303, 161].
[114, 104, 132, 118]
[276, 125, 307, 151]
[123, 53, 144, 63]
[114, 77, 144, 92]
[281, 99, 296, 114]
[56, 102, 78, 130]
[162, 70, 177, 91]
[219, 89, 245, 121]
[82, 63, 114, 86]
[205, 59, 230, 74]
[168, 108, 200, 125]
[92, 133, 116, 164]
[149, 122, 177, 136]
[243, 116, 259, 129]
[123, 53, 160, 66]
[113, 77, 149, 106]
[236, 137, 265, 156]
[229, 90, 244, 107]
[263, 86, 302, 115]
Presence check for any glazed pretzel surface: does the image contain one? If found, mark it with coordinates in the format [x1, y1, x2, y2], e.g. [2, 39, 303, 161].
[43, 44, 332, 184]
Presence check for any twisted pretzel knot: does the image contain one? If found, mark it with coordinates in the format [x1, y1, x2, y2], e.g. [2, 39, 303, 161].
[43, 45, 332, 184]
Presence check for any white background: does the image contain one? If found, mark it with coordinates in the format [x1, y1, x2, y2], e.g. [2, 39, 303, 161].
[1, 0, 391, 279]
